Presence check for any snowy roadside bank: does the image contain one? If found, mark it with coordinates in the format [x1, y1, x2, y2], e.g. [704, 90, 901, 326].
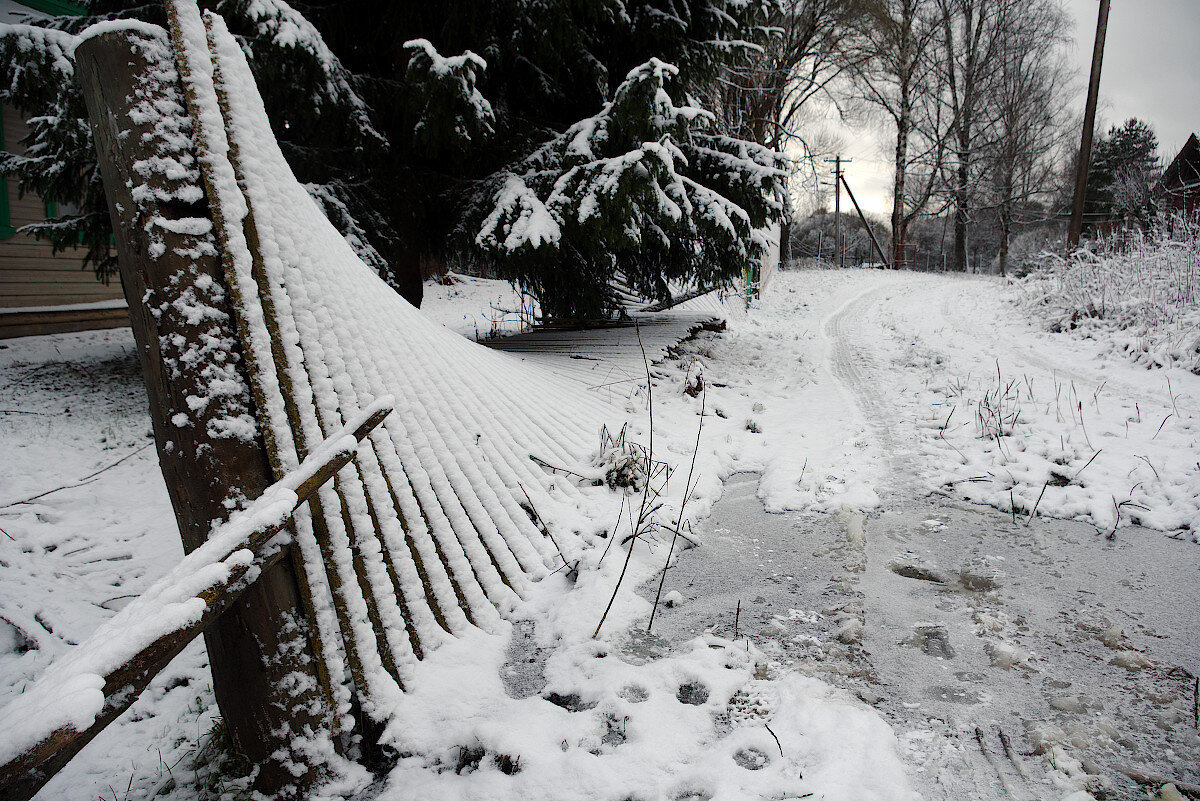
[641, 268, 1199, 540]
[1015, 232, 1200, 375]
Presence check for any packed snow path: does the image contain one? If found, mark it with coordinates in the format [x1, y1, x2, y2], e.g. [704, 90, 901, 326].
[648, 270, 1200, 801]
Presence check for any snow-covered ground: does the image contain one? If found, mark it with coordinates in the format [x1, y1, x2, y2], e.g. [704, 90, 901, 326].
[420, 273, 533, 340]
[1, 268, 1197, 801]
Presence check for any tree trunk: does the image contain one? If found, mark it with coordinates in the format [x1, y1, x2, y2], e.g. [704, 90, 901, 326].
[76, 30, 334, 797]
[998, 223, 1009, 276]
[997, 169, 1014, 277]
[953, 154, 970, 271]
[892, 103, 910, 270]
[391, 248, 426, 307]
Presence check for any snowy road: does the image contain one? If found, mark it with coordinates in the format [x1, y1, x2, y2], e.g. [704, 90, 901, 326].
[647, 270, 1200, 801]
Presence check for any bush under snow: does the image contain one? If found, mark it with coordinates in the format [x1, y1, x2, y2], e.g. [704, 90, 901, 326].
[1016, 225, 1200, 373]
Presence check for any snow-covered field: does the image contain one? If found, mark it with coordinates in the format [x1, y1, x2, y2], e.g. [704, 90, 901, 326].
[2, 267, 1197, 801]
[420, 273, 533, 340]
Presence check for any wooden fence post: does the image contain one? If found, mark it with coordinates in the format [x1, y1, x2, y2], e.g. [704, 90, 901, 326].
[74, 29, 334, 797]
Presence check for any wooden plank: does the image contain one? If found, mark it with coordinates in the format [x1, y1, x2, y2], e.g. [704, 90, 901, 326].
[0, 275, 120, 287]
[0, 99, 90, 317]
[0, 313, 128, 340]
[0, 242, 85, 258]
[0, 306, 125, 323]
[0, 284, 119, 297]
[8, 202, 53, 225]
[0, 265, 102, 276]
[2, 105, 30, 152]
[0, 295, 123, 308]
[0, 284, 121, 299]
[0, 307, 126, 326]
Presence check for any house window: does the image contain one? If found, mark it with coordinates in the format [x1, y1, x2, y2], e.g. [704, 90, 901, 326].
[45, 199, 81, 219]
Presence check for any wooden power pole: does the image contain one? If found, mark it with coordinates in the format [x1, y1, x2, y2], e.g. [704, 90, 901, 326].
[1068, 0, 1111, 249]
[840, 174, 890, 268]
[825, 156, 851, 267]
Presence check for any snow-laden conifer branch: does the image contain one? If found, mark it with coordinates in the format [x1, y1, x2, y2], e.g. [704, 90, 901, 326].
[474, 56, 786, 319]
[224, 0, 383, 146]
[402, 38, 494, 158]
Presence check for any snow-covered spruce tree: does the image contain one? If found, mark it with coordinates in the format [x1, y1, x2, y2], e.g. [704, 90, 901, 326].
[4, 0, 784, 312]
[1083, 118, 1161, 234]
[308, 0, 775, 309]
[0, 0, 398, 287]
[399, 39, 494, 163]
[0, 22, 112, 277]
[474, 59, 785, 319]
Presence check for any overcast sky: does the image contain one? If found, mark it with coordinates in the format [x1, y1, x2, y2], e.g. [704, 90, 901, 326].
[831, 0, 1200, 218]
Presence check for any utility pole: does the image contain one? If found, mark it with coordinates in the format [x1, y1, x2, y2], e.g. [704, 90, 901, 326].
[1068, 0, 1111, 249]
[840, 173, 890, 268]
[825, 156, 851, 267]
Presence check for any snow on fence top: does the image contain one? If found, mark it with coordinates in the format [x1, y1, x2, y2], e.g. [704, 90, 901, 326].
[162, 0, 652, 729]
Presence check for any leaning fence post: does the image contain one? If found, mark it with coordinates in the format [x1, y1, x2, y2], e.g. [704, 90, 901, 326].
[74, 27, 335, 797]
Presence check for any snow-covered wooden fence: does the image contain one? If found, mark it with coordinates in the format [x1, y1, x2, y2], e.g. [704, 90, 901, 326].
[0, 404, 391, 801]
[0, 2, 721, 797]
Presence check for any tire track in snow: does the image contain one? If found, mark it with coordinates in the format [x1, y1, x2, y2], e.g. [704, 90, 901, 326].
[823, 277, 922, 491]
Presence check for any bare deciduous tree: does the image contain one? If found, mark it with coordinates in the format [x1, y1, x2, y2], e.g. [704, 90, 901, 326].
[984, 0, 1071, 276]
[853, 0, 948, 268]
[702, 0, 879, 260]
[936, 0, 1011, 271]
[708, 0, 871, 149]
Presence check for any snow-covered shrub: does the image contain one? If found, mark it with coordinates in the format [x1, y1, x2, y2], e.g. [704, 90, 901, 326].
[1002, 228, 1062, 278]
[473, 59, 786, 320]
[596, 425, 650, 492]
[1016, 225, 1200, 373]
